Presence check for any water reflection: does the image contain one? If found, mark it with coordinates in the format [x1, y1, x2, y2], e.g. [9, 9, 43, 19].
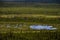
[0, 24, 57, 30]
[30, 25, 57, 30]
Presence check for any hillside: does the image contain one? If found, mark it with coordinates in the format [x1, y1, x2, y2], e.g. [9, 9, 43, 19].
[0, 0, 60, 3]
[0, 0, 60, 7]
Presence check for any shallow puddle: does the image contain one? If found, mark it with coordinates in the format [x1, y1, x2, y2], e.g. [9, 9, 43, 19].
[30, 25, 57, 30]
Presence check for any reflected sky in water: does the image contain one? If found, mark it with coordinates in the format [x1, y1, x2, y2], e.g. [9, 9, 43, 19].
[30, 25, 57, 30]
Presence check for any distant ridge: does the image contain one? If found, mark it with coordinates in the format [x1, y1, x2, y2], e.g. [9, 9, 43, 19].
[0, 0, 60, 4]
[0, 0, 60, 7]
[0, 0, 55, 2]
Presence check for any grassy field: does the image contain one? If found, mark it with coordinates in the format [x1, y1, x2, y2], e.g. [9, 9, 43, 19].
[0, 7, 60, 15]
[0, 6, 60, 40]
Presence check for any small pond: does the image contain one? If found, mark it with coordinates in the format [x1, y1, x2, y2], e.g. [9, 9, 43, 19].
[30, 25, 57, 30]
[0, 24, 57, 30]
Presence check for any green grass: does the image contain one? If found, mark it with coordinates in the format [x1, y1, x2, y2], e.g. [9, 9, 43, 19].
[0, 30, 60, 40]
[0, 7, 60, 24]
[0, 6, 60, 40]
[0, 7, 60, 15]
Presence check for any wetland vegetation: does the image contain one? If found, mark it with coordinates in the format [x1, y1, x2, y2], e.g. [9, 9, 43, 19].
[0, 4, 60, 40]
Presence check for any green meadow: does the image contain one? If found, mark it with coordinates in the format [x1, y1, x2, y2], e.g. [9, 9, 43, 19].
[0, 6, 60, 40]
